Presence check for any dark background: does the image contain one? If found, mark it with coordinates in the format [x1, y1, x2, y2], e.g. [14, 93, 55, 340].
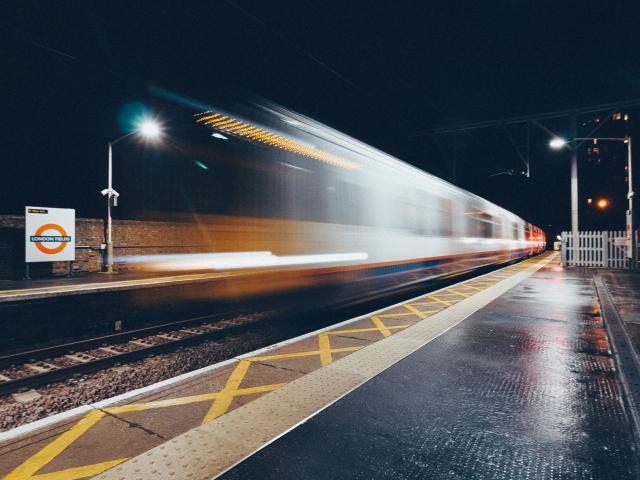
[2, 0, 640, 238]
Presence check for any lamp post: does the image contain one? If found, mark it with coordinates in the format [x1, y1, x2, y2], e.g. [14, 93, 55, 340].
[550, 135, 635, 270]
[102, 118, 162, 273]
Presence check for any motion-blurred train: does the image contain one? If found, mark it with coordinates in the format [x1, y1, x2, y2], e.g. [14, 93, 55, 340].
[122, 94, 545, 302]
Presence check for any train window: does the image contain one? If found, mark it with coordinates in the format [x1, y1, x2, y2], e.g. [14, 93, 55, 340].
[511, 222, 520, 240]
[403, 202, 420, 233]
[439, 199, 454, 236]
[466, 210, 496, 238]
[419, 193, 440, 236]
[478, 213, 494, 238]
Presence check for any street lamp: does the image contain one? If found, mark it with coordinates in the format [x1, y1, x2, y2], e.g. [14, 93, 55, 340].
[550, 135, 635, 270]
[101, 117, 162, 273]
[549, 137, 568, 149]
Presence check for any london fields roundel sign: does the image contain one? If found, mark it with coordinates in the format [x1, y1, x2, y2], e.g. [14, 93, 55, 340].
[25, 207, 76, 262]
[32, 223, 71, 255]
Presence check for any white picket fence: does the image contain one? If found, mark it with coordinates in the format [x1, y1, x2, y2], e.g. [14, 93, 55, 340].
[561, 230, 638, 268]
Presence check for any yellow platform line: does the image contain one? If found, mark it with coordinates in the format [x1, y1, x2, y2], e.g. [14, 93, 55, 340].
[107, 391, 221, 415]
[319, 315, 398, 366]
[326, 325, 408, 336]
[403, 301, 443, 308]
[251, 346, 361, 363]
[203, 359, 252, 424]
[204, 345, 366, 422]
[3, 410, 106, 480]
[426, 295, 454, 307]
[318, 333, 333, 366]
[377, 311, 431, 318]
[446, 289, 470, 298]
[234, 383, 286, 396]
[403, 304, 428, 319]
[370, 316, 392, 336]
[30, 459, 127, 480]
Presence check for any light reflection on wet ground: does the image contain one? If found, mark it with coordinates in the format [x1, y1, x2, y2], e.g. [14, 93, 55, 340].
[220, 257, 640, 479]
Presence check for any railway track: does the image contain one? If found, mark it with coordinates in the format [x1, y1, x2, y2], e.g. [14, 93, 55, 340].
[0, 259, 529, 398]
[0, 310, 270, 396]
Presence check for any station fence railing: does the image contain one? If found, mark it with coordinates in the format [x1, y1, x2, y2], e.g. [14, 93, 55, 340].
[561, 230, 639, 268]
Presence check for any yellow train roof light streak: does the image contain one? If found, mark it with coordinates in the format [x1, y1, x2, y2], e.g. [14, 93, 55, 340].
[195, 110, 359, 170]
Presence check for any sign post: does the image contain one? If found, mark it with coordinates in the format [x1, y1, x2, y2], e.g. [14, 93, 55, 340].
[25, 207, 76, 275]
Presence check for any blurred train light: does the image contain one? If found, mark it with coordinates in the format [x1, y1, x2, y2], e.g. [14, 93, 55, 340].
[195, 111, 360, 170]
[117, 251, 369, 271]
[549, 137, 568, 149]
[280, 162, 311, 172]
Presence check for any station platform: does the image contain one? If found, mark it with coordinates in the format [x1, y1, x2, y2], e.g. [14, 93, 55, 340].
[1, 251, 639, 480]
[0, 270, 234, 303]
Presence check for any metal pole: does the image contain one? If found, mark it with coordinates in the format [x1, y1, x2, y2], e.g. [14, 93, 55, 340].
[525, 121, 531, 178]
[105, 141, 114, 274]
[452, 133, 457, 184]
[570, 114, 579, 261]
[628, 137, 636, 270]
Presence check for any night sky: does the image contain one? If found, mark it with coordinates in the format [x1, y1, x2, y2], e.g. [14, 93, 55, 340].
[2, 1, 640, 237]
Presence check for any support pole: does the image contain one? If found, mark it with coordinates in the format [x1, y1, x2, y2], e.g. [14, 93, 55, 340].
[104, 141, 114, 274]
[452, 133, 457, 184]
[525, 121, 531, 178]
[628, 137, 636, 270]
[570, 114, 579, 261]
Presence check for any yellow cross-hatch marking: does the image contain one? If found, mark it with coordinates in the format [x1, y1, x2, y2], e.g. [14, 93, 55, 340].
[426, 295, 455, 307]
[318, 332, 333, 366]
[30, 460, 127, 480]
[370, 316, 392, 336]
[202, 359, 251, 424]
[2, 254, 551, 480]
[377, 312, 429, 318]
[447, 288, 471, 298]
[2, 410, 111, 480]
[403, 304, 428, 319]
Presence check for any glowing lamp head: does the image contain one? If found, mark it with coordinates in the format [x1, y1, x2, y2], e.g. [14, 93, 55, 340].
[137, 118, 162, 140]
[596, 198, 609, 209]
[549, 137, 568, 149]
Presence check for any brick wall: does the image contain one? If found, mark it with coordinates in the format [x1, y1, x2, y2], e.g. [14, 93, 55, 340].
[0, 214, 219, 279]
[0, 213, 334, 280]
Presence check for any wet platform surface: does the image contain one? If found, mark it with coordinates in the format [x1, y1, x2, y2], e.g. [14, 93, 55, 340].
[0, 255, 548, 479]
[221, 258, 640, 479]
[4, 253, 640, 480]
[601, 270, 640, 352]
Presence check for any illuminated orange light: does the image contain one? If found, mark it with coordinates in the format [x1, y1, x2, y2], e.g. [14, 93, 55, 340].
[195, 110, 359, 170]
[596, 198, 609, 209]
